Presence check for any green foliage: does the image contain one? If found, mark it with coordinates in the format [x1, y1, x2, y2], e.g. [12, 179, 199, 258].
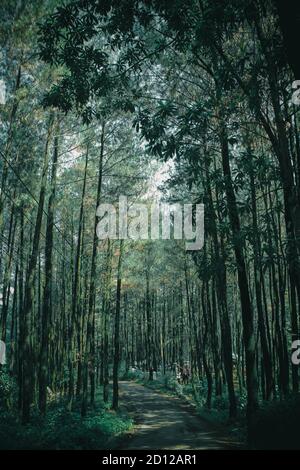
[0, 369, 16, 410]
[163, 375, 184, 397]
[251, 395, 300, 450]
[122, 369, 144, 381]
[0, 405, 132, 450]
[0, 368, 132, 449]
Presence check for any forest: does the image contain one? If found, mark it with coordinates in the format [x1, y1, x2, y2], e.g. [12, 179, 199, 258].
[1, 0, 300, 451]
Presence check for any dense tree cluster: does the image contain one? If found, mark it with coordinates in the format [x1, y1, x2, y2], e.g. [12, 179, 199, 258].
[1, 0, 300, 447]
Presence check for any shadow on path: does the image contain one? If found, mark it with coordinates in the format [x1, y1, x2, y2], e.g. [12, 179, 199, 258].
[120, 381, 241, 450]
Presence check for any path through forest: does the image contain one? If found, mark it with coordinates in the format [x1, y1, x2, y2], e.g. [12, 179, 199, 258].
[120, 381, 240, 450]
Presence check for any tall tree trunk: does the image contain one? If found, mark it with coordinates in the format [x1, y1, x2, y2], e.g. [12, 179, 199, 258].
[82, 122, 105, 415]
[68, 147, 88, 410]
[219, 117, 258, 437]
[21, 113, 54, 423]
[112, 241, 123, 410]
[39, 127, 59, 414]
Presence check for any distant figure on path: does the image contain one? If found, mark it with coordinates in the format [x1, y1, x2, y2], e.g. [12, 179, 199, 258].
[181, 363, 191, 385]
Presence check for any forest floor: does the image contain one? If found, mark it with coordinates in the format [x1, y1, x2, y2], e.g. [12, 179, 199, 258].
[119, 381, 241, 450]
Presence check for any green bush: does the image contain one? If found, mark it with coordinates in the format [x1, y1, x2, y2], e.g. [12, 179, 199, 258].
[0, 404, 132, 450]
[0, 368, 16, 410]
[252, 394, 300, 449]
[122, 369, 144, 381]
[162, 374, 183, 396]
[213, 395, 228, 411]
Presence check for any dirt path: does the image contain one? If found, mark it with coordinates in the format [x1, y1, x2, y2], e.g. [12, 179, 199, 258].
[119, 381, 240, 450]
